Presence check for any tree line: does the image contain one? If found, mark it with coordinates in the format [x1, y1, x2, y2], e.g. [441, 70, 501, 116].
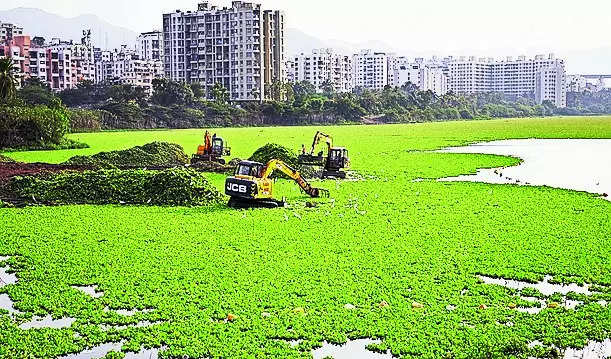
[1, 55, 610, 148]
[51, 78, 597, 131]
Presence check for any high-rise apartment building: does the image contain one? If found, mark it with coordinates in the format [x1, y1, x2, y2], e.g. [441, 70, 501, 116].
[95, 47, 164, 95]
[566, 75, 588, 92]
[352, 50, 393, 90]
[28, 45, 73, 91]
[535, 65, 566, 107]
[389, 57, 449, 96]
[447, 54, 566, 107]
[0, 22, 23, 42]
[288, 48, 353, 93]
[162, 1, 285, 101]
[136, 31, 164, 61]
[1, 35, 31, 87]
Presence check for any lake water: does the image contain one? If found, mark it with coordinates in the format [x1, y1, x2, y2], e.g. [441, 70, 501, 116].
[439, 139, 611, 200]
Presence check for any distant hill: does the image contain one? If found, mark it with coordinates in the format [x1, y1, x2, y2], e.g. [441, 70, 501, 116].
[0, 7, 138, 49]
[285, 28, 396, 57]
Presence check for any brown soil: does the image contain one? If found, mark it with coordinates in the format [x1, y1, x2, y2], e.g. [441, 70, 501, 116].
[0, 162, 95, 183]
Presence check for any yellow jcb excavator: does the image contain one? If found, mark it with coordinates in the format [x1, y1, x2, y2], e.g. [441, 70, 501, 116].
[299, 131, 350, 179]
[225, 159, 329, 208]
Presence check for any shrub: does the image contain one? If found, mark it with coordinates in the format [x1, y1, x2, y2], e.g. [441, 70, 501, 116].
[10, 168, 224, 206]
[249, 143, 300, 168]
[68, 108, 103, 132]
[0, 154, 15, 162]
[64, 142, 189, 168]
[0, 105, 71, 148]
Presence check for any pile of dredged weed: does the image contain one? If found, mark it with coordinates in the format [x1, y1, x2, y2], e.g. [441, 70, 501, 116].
[10, 168, 224, 206]
[249, 143, 316, 178]
[63, 142, 189, 168]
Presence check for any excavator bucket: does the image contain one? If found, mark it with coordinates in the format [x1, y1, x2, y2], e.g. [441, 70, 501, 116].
[312, 188, 330, 198]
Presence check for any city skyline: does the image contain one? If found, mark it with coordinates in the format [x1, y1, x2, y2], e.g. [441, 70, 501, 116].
[1, 0, 610, 70]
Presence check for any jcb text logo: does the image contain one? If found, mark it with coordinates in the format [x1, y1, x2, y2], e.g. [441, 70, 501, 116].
[227, 183, 248, 193]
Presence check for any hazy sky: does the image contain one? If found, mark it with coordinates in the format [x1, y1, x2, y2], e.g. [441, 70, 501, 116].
[2, 0, 611, 57]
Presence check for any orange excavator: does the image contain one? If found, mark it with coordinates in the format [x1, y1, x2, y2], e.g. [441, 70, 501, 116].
[191, 131, 231, 165]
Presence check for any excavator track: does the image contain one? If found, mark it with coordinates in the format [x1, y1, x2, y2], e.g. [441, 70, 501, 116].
[228, 197, 286, 209]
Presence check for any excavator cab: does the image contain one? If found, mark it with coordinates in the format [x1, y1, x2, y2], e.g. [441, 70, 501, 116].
[234, 161, 264, 178]
[211, 137, 230, 157]
[323, 148, 349, 179]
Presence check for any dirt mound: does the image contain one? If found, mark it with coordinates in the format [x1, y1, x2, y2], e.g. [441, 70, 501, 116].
[63, 142, 189, 168]
[0, 162, 94, 183]
[9, 168, 224, 207]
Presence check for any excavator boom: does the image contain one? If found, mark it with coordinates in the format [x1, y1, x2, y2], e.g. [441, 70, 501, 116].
[262, 159, 329, 198]
[309, 131, 333, 155]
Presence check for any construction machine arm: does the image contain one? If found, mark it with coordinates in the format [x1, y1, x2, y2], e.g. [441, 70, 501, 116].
[309, 131, 333, 155]
[262, 159, 328, 198]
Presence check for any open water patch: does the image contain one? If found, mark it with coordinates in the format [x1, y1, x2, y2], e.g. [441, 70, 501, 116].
[60, 341, 165, 359]
[563, 339, 611, 359]
[312, 339, 393, 359]
[0, 293, 19, 313]
[478, 275, 592, 296]
[0, 266, 18, 286]
[438, 139, 611, 201]
[0, 256, 19, 314]
[100, 320, 162, 331]
[528, 339, 611, 359]
[478, 275, 606, 314]
[72, 285, 104, 298]
[19, 315, 76, 329]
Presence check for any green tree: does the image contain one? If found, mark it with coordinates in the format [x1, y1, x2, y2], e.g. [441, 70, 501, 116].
[18, 82, 61, 107]
[292, 81, 316, 103]
[190, 83, 206, 98]
[107, 84, 148, 107]
[0, 58, 18, 102]
[266, 79, 288, 101]
[321, 80, 335, 97]
[211, 83, 229, 104]
[151, 78, 195, 106]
